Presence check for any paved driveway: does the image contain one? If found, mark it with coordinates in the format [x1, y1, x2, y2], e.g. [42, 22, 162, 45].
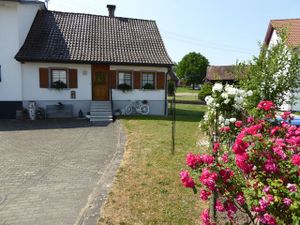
[0, 119, 125, 225]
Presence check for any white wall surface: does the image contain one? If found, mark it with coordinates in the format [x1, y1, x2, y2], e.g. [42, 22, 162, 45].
[17, 3, 43, 46]
[112, 89, 165, 100]
[22, 63, 92, 101]
[0, 2, 22, 101]
[0, 1, 43, 101]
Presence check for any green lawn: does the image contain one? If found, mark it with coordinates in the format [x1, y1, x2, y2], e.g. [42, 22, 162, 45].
[176, 86, 200, 94]
[99, 104, 208, 225]
[168, 95, 199, 101]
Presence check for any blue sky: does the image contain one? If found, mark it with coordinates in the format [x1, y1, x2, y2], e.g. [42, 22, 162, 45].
[48, 0, 300, 65]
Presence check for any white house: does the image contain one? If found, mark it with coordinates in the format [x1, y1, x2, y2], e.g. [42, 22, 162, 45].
[264, 18, 300, 111]
[0, 0, 175, 122]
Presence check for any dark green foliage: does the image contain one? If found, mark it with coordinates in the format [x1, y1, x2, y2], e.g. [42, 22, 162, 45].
[168, 81, 175, 96]
[176, 52, 209, 87]
[198, 83, 212, 100]
[236, 29, 300, 111]
[143, 83, 154, 89]
[51, 80, 67, 89]
[118, 83, 132, 92]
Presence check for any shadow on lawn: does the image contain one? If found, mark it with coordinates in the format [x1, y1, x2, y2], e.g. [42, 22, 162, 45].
[120, 108, 205, 123]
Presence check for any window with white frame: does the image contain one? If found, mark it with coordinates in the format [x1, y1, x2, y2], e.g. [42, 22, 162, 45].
[51, 69, 68, 89]
[118, 71, 132, 87]
[142, 72, 155, 89]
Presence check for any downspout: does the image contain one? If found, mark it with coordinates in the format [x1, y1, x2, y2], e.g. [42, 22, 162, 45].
[164, 68, 170, 116]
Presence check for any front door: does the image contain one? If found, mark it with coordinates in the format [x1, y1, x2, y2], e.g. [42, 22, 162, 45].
[92, 65, 109, 100]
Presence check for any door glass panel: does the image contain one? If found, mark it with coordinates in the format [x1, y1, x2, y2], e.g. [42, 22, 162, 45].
[95, 72, 106, 85]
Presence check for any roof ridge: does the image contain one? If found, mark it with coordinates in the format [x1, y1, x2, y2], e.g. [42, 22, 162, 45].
[271, 18, 300, 22]
[45, 9, 156, 23]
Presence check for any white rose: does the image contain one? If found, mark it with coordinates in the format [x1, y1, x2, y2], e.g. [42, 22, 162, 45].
[205, 96, 214, 106]
[247, 90, 253, 96]
[212, 83, 223, 92]
[235, 96, 243, 104]
[218, 115, 225, 122]
[224, 119, 230, 125]
[229, 118, 236, 123]
[221, 92, 228, 99]
[224, 99, 230, 104]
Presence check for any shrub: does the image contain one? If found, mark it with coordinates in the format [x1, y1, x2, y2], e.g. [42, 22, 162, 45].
[143, 83, 154, 90]
[168, 81, 175, 96]
[198, 83, 212, 100]
[118, 83, 132, 92]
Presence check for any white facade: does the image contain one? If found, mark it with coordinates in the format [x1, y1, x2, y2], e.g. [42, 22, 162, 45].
[0, 1, 43, 101]
[22, 62, 92, 101]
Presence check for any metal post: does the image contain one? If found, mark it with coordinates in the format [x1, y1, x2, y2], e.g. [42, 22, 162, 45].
[171, 94, 176, 155]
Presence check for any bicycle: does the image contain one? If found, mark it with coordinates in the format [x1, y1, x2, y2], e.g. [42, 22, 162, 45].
[123, 100, 150, 115]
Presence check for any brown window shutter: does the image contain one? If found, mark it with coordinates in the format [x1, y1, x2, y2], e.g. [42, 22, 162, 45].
[69, 69, 78, 88]
[156, 72, 165, 89]
[110, 70, 117, 89]
[133, 71, 141, 89]
[39, 68, 49, 88]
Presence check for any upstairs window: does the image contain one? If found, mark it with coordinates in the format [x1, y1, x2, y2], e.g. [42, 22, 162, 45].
[142, 72, 155, 89]
[51, 69, 68, 89]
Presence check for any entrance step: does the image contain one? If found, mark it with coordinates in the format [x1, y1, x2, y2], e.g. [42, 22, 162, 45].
[90, 101, 113, 126]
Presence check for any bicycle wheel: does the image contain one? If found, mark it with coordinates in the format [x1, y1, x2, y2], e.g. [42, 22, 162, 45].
[140, 105, 150, 115]
[125, 105, 133, 115]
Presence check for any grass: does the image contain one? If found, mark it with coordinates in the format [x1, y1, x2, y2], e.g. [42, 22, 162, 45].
[99, 104, 208, 225]
[176, 86, 200, 94]
[168, 95, 199, 101]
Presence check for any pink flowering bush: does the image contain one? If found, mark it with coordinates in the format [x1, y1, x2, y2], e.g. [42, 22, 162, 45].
[181, 100, 300, 224]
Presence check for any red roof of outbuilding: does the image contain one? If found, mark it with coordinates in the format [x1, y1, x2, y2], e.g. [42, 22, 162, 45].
[265, 18, 300, 47]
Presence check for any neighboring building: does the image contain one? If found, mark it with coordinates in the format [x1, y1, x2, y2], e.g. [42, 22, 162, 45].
[0, 1, 174, 121]
[264, 19, 300, 111]
[205, 65, 236, 84]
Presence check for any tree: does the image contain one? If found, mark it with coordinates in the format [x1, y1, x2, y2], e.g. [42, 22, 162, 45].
[236, 29, 300, 112]
[176, 52, 209, 88]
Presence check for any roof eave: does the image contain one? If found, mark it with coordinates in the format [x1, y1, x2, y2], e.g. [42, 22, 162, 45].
[15, 57, 173, 67]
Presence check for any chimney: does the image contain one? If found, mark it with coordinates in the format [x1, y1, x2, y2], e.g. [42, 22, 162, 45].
[107, 5, 116, 17]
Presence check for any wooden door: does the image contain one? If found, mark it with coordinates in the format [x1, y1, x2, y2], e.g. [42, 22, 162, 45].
[92, 65, 109, 100]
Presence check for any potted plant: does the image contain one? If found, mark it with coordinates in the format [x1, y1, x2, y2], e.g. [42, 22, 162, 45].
[118, 83, 132, 92]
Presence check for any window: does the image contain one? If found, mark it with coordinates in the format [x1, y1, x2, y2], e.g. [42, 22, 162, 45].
[142, 72, 155, 89]
[51, 69, 68, 89]
[118, 71, 132, 87]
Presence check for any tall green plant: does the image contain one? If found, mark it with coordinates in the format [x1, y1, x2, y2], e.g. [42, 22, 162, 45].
[236, 29, 300, 112]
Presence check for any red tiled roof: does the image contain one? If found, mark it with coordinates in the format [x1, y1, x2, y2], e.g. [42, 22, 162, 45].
[16, 10, 173, 66]
[206, 65, 235, 81]
[264, 18, 300, 47]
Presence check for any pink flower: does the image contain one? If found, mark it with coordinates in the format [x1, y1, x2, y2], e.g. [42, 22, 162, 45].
[236, 193, 245, 205]
[287, 183, 297, 192]
[272, 146, 287, 160]
[186, 153, 202, 169]
[180, 170, 195, 188]
[200, 169, 218, 191]
[235, 153, 252, 174]
[215, 200, 225, 212]
[257, 100, 275, 111]
[200, 189, 211, 201]
[247, 116, 254, 123]
[263, 213, 277, 225]
[219, 168, 234, 183]
[263, 159, 278, 173]
[234, 120, 243, 128]
[222, 153, 228, 163]
[220, 126, 231, 133]
[225, 200, 237, 220]
[291, 154, 300, 167]
[201, 154, 215, 165]
[263, 186, 270, 193]
[281, 111, 294, 120]
[270, 126, 280, 136]
[201, 209, 211, 225]
[283, 198, 292, 206]
[213, 142, 220, 153]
